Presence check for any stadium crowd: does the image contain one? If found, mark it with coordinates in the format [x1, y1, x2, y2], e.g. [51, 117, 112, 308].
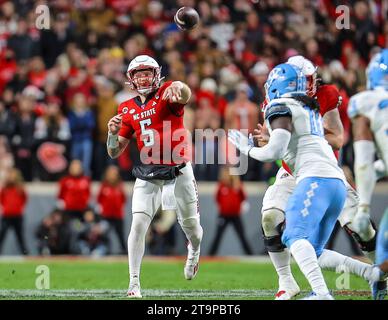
[0, 0, 387, 255]
[0, 0, 386, 182]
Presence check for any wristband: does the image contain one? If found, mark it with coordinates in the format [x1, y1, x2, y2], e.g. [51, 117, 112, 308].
[107, 132, 119, 149]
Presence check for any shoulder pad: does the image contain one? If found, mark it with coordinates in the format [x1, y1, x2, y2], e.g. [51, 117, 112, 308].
[347, 92, 367, 119]
[265, 101, 292, 122]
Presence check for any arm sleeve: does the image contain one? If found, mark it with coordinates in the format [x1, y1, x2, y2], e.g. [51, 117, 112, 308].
[317, 85, 341, 113]
[160, 81, 185, 116]
[248, 129, 291, 162]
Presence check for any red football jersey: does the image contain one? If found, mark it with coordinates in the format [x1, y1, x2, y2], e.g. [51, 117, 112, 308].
[118, 81, 190, 165]
[282, 84, 342, 174]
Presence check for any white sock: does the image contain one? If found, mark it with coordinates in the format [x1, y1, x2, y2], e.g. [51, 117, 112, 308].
[290, 239, 329, 296]
[128, 212, 152, 285]
[268, 249, 298, 289]
[318, 249, 380, 282]
[354, 140, 376, 206]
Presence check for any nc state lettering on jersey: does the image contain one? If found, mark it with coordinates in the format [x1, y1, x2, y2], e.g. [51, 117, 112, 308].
[133, 108, 156, 121]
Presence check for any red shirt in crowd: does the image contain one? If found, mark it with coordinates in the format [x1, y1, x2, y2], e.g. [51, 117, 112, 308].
[58, 175, 91, 211]
[216, 182, 246, 217]
[0, 186, 27, 217]
[97, 183, 127, 219]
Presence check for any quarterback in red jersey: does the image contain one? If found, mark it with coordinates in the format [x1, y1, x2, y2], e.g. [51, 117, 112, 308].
[107, 55, 203, 298]
[254, 56, 378, 300]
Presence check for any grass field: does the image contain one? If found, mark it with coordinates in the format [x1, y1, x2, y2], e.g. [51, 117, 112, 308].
[0, 256, 376, 300]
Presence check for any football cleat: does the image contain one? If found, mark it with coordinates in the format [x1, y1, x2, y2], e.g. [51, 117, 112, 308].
[300, 291, 334, 300]
[127, 283, 142, 298]
[369, 278, 387, 300]
[275, 278, 300, 300]
[275, 288, 300, 300]
[369, 266, 387, 300]
[184, 243, 200, 280]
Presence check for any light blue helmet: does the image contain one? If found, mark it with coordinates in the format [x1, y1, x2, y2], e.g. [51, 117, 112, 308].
[264, 63, 307, 101]
[366, 49, 388, 90]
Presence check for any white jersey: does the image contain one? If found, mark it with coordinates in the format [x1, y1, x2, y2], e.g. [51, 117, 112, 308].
[348, 88, 388, 167]
[265, 97, 346, 183]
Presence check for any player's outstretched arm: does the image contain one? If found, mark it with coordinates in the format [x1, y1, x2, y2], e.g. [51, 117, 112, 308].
[107, 114, 130, 159]
[323, 108, 344, 150]
[162, 81, 191, 104]
[228, 116, 292, 162]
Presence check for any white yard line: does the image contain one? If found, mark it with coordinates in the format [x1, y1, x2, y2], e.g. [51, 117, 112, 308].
[0, 289, 369, 299]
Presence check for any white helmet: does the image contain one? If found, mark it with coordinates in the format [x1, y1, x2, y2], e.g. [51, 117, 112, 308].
[126, 55, 163, 95]
[287, 55, 318, 96]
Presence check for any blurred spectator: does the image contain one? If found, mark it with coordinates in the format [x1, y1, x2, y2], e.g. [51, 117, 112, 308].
[36, 209, 71, 255]
[7, 18, 37, 61]
[11, 90, 38, 181]
[142, 1, 166, 40]
[224, 82, 260, 180]
[57, 159, 91, 221]
[209, 5, 234, 52]
[0, 99, 16, 142]
[68, 92, 95, 176]
[0, 168, 28, 255]
[0, 136, 14, 181]
[34, 98, 71, 180]
[224, 82, 258, 132]
[93, 77, 118, 179]
[209, 167, 252, 255]
[97, 165, 127, 253]
[40, 13, 74, 68]
[249, 61, 269, 107]
[6, 59, 29, 94]
[76, 209, 110, 257]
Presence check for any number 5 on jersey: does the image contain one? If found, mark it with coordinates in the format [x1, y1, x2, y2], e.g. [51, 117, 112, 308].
[140, 119, 155, 146]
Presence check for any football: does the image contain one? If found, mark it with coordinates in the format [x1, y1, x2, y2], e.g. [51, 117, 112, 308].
[174, 7, 200, 31]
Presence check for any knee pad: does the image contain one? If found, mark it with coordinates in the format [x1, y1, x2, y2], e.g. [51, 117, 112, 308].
[130, 212, 152, 234]
[344, 220, 377, 252]
[261, 208, 285, 237]
[263, 232, 286, 252]
[180, 216, 200, 229]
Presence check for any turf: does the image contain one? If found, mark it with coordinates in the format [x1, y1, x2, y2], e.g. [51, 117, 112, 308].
[0, 257, 376, 300]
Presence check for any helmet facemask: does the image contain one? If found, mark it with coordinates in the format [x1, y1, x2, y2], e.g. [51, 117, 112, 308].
[306, 73, 317, 97]
[126, 65, 162, 96]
